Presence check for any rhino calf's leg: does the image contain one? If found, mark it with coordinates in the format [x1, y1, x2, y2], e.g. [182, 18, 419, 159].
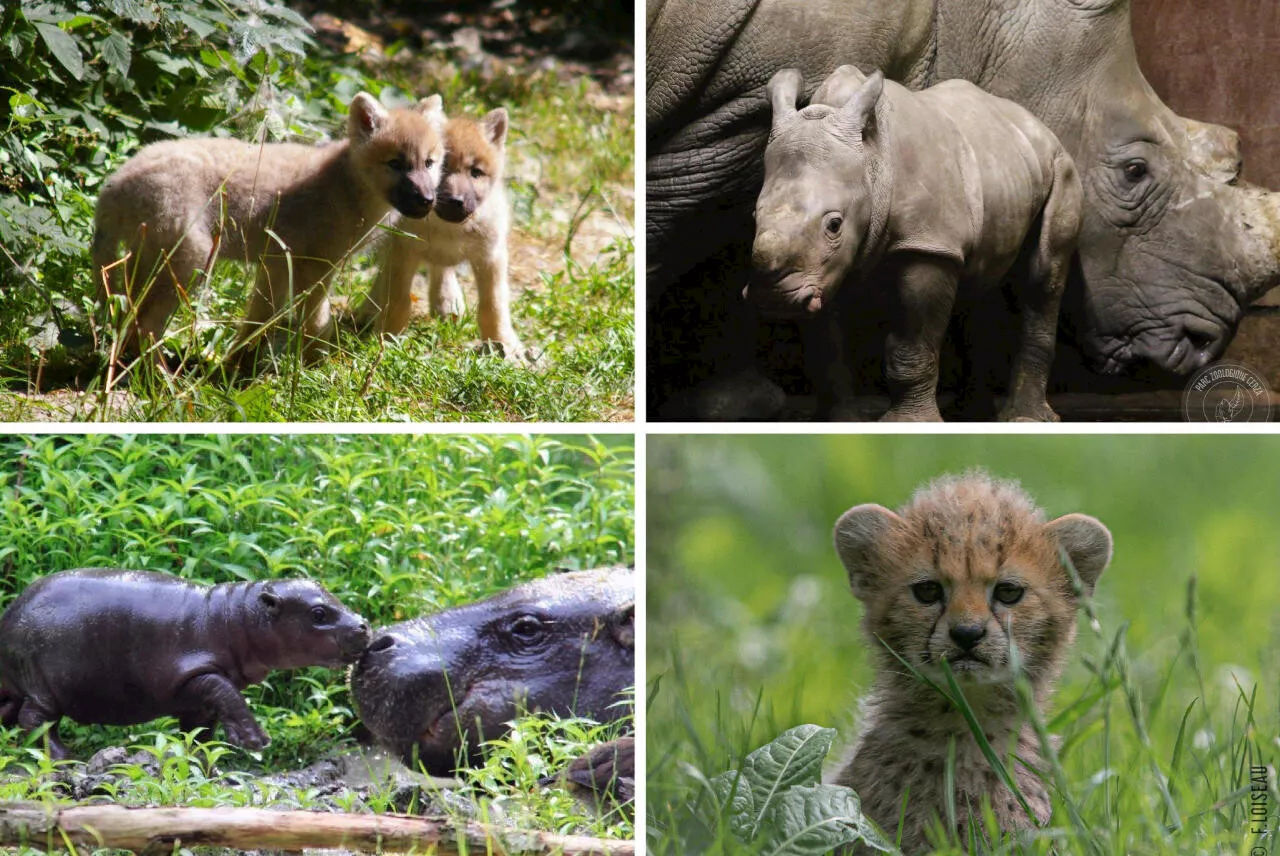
[176, 674, 270, 750]
[881, 256, 957, 422]
[1000, 151, 1082, 423]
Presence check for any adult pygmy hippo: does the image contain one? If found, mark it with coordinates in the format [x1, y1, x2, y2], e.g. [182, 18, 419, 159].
[352, 568, 634, 775]
[749, 66, 1082, 422]
[0, 569, 370, 759]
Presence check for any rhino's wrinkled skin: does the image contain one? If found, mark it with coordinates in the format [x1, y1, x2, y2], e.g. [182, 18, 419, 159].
[648, 0, 1280, 417]
[750, 66, 1081, 421]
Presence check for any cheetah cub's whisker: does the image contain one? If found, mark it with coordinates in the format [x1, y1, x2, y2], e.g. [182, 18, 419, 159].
[832, 470, 1111, 853]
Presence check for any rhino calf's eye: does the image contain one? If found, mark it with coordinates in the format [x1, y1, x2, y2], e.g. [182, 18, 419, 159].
[1122, 160, 1148, 182]
[824, 214, 843, 235]
[911, 581, 944, 605]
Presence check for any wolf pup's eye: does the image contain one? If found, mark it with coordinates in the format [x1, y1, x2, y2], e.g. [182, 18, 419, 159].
[386, 156, 407, 171]
[911, 581, 944, 605]
[470, 166, 486, 179]
[993, 583, 1025, 605]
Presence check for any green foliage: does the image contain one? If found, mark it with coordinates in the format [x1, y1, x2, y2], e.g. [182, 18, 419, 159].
[0, 0, 318, 332]
[687, 725, 895, 855]
[648, 435, 1280, 854]
[0, 433, 633, 792]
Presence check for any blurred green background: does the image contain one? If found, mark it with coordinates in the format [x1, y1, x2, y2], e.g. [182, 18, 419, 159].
[648, 434, 1280, 845]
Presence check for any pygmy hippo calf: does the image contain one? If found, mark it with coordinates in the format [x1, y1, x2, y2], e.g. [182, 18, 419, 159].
[0, 569, 370, 759]
[748, 66, 1084, 422]
[351, 568, 634, 775]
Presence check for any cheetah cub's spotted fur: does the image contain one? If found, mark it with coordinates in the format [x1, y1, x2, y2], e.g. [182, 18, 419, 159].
[832, 471, 1111, 853]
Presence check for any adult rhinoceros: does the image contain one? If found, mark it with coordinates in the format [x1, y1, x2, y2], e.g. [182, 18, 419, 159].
[648, 0, 1280, 417]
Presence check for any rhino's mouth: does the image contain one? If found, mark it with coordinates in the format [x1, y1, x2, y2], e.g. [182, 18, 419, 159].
[1095, 313, 1229, 376]
[743, 277, 826, 319]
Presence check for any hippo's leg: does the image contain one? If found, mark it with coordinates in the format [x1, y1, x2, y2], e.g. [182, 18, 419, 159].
[177, 709, 218, 741]
[176, 674, 269, 750]
[880, 256, 956, 422]
[1000, 152, 1080, 423]
[16, 696, 68, 760]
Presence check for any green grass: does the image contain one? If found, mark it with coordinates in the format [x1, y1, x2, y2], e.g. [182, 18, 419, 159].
[0, 433, 633, 838]
[648, 435, 1280, 855]
[1, 39, 634, 423]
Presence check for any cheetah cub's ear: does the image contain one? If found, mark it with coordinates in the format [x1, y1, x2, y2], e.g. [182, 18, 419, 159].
[834, 504, 906, 600]
[1044, 513, 1113, 594]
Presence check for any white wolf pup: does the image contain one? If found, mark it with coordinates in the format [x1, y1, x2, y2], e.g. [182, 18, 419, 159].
[357, 108, 524, 360]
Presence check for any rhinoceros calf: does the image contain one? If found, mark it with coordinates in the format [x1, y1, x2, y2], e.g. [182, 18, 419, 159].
[747, 66, 1083, 422]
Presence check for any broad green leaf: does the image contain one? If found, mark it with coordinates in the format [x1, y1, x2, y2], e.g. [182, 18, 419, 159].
[709, 769, 756, 841]
[103, 0, 158, 25]
[33, 22, 83, 80]
[742, 724, 835, 836]
[762, 784, 898, 855]
[100, 31, 130, 78]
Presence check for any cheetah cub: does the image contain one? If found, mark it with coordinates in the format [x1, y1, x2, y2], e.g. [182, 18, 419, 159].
[832, 472, 1111, 853]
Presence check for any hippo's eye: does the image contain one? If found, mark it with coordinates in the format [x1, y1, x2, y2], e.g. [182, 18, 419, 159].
[508, 615, 545, 644]
[823, 214, 843, 236]
[993, 583, 1025, 606]
[1122, 160, 1148, 183]
[310, 606, 331, 625]
[910, 581, 944, 605]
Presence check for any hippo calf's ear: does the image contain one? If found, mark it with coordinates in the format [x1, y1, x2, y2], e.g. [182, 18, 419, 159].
[1045, 513, 1113, 595]
[608, 602, 635, 650]
[836, 69, 884, 143]
[767, 68, 803, 135]
[834, 503, 905, 600]
[258, 586, 282, 616]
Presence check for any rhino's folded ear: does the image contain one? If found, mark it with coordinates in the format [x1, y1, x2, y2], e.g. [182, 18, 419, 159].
[767, 68, 803, 132]
[836, 68, 884, 142]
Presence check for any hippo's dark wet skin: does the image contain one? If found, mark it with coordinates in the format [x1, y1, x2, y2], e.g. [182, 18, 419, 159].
[351, 568, 635, 776]
[0, 569, 370, 759]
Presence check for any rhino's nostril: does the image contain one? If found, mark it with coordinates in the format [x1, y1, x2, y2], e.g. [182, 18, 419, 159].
[368, 634, 396, 653]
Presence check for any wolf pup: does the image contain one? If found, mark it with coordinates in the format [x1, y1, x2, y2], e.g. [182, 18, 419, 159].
[93, 92, 446, 370]
[357, 108, 524, 360]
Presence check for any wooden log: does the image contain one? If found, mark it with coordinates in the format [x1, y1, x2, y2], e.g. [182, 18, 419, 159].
[0, 801, 635, 855]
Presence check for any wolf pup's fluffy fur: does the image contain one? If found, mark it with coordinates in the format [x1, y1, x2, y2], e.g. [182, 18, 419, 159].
[93, 92, 446, 369]
[357, 108, 523, 359]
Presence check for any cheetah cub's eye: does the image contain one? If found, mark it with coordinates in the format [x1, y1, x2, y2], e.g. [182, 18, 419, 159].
[993, 582, 1025, 605]
[910, 581, 944, 605]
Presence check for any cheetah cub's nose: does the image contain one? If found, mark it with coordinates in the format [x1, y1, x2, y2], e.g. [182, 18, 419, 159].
[949, 622, 987, 651]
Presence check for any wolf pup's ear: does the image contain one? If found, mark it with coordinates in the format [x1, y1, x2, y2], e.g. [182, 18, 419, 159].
[416, 94, 446, 127]
[481, 108, 508, 149]
[348, 92, 390, 140]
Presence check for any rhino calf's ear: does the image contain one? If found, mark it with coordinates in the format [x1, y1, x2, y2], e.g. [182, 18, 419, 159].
[1045, 513, 1113, 594]
[767, 68, 803, 129]
[834, 503, 904, 600]
[839, 68, 884, 141]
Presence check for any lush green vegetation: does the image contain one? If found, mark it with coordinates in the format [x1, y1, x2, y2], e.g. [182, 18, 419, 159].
[0, 433, 634, 840]
[648, 436, 1280, 854]
[0, 1, 634, 422]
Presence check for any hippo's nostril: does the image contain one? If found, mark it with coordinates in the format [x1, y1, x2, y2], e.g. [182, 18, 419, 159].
[368, 634, 396, 653]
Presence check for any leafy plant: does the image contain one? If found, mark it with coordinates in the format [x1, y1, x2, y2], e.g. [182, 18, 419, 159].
[688, 725, 895, 855]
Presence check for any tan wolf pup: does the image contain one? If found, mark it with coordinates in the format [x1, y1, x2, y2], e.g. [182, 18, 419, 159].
[357, 108, 524, 359]
[93, 92, 446, 369]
